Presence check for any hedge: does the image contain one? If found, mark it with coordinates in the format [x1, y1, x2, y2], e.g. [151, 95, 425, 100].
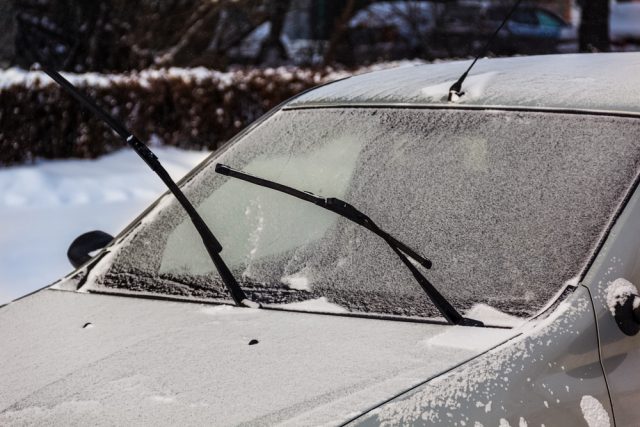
[0, 66, 360, 165]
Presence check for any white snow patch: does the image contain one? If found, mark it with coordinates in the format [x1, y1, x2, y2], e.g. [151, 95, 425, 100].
[605, 278, 639, 315]
[280, 272, 311, 291]
[565, 276, 580, 287]
[519, 417, 528, 427]
[580, 395, 611, 427]
[420, 72, 498, 102]
[241, 299, 261, 309]
[198, 304, 259, 316]
[272, 297, 348, 313]
[499, 419, 511, 427]
[423, 326, 514, 352]
[464, 303, 525, 327]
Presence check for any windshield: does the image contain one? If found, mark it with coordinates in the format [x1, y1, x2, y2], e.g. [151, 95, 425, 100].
[90, 108, 640, 320]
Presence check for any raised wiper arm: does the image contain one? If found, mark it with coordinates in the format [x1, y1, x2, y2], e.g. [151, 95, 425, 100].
[37, 66, 251, 308]
[215, 164, 483, 326]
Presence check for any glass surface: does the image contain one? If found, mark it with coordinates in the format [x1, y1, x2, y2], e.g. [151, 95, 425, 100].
[98, 108, 640, 319]
[536, 10, 565, 28]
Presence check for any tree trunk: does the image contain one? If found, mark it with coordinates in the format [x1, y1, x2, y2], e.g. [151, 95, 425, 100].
[258, 0, 291, 65]
[579, 0, 609, 52]
[0, 0, 16, 68]
[322, 0, 357, 66]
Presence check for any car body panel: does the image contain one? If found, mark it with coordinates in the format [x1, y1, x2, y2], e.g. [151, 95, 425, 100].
[0, 289, 518, 426]
[349, 286, 613, 426]
[581, 167, 640, 426]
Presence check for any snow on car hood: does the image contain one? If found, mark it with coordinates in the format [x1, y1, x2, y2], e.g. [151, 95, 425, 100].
[0, 289, 518, 425]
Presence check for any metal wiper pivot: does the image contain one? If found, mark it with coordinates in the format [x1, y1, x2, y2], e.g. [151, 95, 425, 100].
[448, 0, 524, 102]
[35, 66, 252, 308]
[215, 164, 483, 327]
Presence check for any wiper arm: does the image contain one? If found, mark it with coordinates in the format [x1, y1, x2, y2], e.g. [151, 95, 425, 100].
[32, 63, 252, 308]
[215, 164, 483, 326]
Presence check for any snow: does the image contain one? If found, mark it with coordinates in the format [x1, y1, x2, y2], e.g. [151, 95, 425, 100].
[580, 395, 611, 427]
[292, 53, 640, 114]
[0, 147, 210, 304]
[281, 272, 311, 291]
[605, 277, 639, 315]
[464, 304, 525, 328]
[422, 326, 515, 352]
[240, 298, 260, 308]
[272, 297, 348, 313]
[421, 72, 498, 103]
[0, 289, 513, 426]
[0, 67, 237, 91]
[0, 61, 427, 94]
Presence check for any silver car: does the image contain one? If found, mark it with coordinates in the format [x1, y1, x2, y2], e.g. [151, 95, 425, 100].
[2, 53, 640, 426]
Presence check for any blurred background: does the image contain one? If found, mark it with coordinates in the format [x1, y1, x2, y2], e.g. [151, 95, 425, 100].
[0, 0, 638, 303]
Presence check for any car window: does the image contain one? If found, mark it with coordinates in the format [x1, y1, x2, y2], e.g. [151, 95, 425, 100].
[535, 10, 566, 28]
[511, 9, 539, 25]
[94, 108, 640, 320]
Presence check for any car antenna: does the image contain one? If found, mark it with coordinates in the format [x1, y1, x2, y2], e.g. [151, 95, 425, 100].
[448, 0, 524, 101]
[20, 25, 254, 308]
[215, 164, 484, 327]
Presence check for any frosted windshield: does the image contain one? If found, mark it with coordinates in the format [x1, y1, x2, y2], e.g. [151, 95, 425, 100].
[96, 108, 640, 319]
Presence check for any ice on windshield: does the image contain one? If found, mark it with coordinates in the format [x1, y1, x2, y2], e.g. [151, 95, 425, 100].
[90, 108, 640, 320]
[160, 135, 362, 274]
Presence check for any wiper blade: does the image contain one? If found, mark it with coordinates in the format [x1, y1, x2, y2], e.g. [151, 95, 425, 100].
[28, 57, 252, 308]
[218, 164, 431, 270]
[215, 164, 483, 327]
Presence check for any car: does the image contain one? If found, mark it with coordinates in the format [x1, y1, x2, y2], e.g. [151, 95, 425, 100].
[3, 53, 640, 425]
[432, 3, 577, 56]
[342, 2, 577, 63]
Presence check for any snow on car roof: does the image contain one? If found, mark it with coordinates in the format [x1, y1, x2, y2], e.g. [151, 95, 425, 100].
[289, 53, 640, 114]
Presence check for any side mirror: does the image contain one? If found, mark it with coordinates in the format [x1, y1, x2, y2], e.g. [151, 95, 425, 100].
[67, 230, 114, 269]
[608, 278, 640, 336]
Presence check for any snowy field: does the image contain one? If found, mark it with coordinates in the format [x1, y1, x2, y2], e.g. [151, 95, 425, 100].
[0, 147, 210, 304]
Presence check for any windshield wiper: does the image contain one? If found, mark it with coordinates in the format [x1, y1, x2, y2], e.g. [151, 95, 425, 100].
[26, 53, 253, 308]
[215, 164, 483, 326]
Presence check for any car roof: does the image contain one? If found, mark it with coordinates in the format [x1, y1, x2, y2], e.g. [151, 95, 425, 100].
[288, 53, 640, 115]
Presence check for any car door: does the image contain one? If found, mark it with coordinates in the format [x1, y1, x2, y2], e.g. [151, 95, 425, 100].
[584, 176, 640, 426]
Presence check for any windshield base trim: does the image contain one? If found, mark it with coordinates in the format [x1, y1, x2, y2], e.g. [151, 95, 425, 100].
[84, 289, 513, 329]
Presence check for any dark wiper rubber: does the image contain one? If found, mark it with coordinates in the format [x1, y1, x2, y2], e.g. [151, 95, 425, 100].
[215, 163, 483, 326]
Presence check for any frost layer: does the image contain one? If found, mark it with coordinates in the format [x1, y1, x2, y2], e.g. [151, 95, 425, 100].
[92, 108, 640, 319]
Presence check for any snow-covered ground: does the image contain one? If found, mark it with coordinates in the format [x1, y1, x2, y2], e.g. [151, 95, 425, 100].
[0, 147, 210, 305]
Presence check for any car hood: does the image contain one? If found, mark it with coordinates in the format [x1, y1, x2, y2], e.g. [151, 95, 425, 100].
[0, 289, 518, 426]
